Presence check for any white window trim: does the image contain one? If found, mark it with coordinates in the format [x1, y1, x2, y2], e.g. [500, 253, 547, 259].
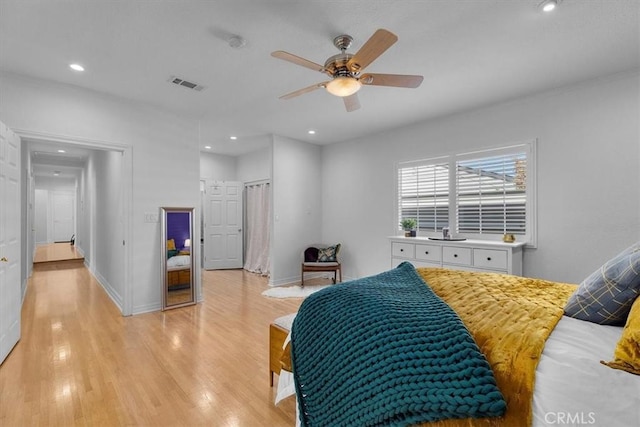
[396, 139, 537, 248]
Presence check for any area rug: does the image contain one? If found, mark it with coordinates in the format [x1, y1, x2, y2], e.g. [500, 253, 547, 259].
[262, 285, 331, 299]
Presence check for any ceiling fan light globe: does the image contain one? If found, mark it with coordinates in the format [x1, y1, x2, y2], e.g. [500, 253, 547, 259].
[325, 76, 362, 97]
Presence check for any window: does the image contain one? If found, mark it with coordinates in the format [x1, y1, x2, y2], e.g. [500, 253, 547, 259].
[397, 142, 536, 244]
[398, 159, 450, 232]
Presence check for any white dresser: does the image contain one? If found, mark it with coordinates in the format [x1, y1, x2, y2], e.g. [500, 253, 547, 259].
[389, 236, 525, 276]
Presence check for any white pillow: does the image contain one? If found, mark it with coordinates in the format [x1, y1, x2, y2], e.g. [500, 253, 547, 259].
[167, 255, 190, 268]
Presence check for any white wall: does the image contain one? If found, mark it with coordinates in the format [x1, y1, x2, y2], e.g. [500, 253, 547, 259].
[237, 146, 272, 183]
[34, 175, 76, 190]
[322, 72, 640, 283]
[200, 146, 272, 184]
[199, 152, 237, 181]
[77, 163, 88, 261]
[0, 71, 201, 315]
[21, 143, 33, 291]
[92, 150, 125, 306]
[271, 135, 322, 285]
[34, 189, 48, 245]
[83, 154, 96, 269]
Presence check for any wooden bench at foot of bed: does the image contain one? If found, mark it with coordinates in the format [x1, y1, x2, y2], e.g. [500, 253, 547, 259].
[269, 313, 296, 386]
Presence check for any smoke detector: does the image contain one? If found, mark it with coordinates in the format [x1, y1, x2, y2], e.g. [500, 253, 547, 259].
[228, 35, 246, 49]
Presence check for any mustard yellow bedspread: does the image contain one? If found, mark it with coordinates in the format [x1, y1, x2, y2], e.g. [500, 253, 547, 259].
[416, 268, 576, 427]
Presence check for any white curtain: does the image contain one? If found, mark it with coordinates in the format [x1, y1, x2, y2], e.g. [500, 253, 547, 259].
[244, 182, 271, 276]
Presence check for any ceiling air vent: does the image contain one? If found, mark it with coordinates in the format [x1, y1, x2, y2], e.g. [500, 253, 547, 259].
[168, 76, 206, 92]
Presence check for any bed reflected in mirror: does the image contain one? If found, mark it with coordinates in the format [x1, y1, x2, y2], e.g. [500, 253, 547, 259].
[161, 207, 195, 310]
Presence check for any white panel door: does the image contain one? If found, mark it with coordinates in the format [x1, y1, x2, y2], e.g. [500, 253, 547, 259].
[203, 180, 243, 270]
[0, 121, 21, 364]
[51, 192, 75, 242]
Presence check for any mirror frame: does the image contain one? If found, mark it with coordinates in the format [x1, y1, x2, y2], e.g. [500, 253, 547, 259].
[161, 207, 196, 310]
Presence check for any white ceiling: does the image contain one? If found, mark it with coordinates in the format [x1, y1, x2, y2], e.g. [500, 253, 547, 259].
[1, 0, 638, 160]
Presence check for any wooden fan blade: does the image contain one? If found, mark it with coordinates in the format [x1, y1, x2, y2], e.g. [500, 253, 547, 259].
[343, 93, 361, 112]
[360, 73, 424, 88]
[271, 51, 325, 73]
[279, 82, 328, 100]
[347, 29, 398, 72]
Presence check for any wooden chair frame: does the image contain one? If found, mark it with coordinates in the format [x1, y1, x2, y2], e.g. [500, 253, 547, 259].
[301, 245, 342, 286]
[301, 262, 342, 286]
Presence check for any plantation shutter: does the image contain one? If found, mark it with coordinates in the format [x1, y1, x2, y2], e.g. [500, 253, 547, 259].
[398, 161, 449, 231]
[456, 150, 527, 235]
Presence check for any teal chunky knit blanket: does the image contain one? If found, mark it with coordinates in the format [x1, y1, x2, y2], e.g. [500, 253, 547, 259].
[290, 262, 506, 427]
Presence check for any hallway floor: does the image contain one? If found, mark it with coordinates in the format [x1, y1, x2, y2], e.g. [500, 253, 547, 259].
[33, 242, 84, 270]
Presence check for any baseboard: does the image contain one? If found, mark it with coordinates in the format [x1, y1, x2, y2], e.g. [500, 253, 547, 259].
[268, 271, 347, 287]
[91, 267, 124, 314]
[132, 302, 162, 315]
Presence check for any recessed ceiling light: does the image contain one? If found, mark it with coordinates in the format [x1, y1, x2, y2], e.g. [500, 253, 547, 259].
[204, 145, 212, 149]
[308, 130, 316, 135]
[57, 149, 66, 153]
[230, 136, 237, 140]
[69, 63, 85, 72]
[539, 0, 560, 12]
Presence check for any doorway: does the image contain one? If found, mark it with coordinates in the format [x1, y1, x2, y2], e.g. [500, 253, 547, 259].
[243, 181, 271, 276]
[51, 192, 75, 242]
[20, 130, 133, 315]
[33, 190, 76, 244]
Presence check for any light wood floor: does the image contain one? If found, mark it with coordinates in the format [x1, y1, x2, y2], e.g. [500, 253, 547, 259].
[0, 265, 312, 426]
[34, 242, 84, 263]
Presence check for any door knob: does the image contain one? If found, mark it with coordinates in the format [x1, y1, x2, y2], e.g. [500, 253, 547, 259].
[1, 257, 7, 262]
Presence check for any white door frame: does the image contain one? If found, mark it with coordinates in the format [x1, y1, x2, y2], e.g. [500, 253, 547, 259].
[15, 129, 134, 316]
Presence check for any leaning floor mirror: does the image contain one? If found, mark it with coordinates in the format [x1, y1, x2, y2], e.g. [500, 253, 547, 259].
[161, 207, 196, 310]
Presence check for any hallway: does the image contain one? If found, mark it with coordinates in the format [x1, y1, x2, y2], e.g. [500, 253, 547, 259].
[0, 265, 301, 425]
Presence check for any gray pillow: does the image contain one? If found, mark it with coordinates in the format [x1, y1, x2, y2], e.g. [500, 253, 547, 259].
[564, 242, 640, 325]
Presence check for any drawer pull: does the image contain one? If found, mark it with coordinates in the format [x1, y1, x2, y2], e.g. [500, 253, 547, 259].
[425, 251, 429, 255]
[454, 254, 458, 258]
[400, 248, 404, 252]
[487, 257, 492, 261]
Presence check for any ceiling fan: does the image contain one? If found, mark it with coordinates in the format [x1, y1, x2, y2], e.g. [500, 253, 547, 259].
[271, 29, 424, 112]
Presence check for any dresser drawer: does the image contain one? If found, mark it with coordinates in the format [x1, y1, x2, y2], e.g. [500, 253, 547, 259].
[392, 242, 414, 258]
[442, 246, 472, 266]
[414, 244, 441, 263]
[473, 249, 508, 271]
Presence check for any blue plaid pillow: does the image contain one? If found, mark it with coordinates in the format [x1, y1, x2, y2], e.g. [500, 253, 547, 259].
[565, 242, 640, 325]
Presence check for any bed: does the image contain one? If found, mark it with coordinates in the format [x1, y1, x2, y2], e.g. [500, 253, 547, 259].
[167, 254, 191, 289]
[272, 258, 640, 427]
